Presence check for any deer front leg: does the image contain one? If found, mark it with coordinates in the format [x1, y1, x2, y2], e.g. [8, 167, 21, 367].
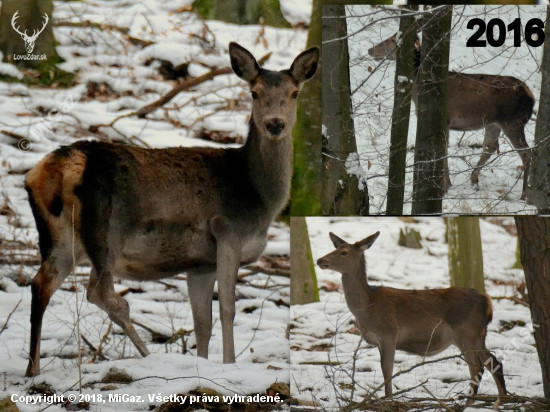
[462, 348, 486, 406]
[87, 268, 150, 357]
[187, 271, 217, 359]
[471, 124, 500, 190]
[378, 339, 396, 397]
[211, 216, 242, 364]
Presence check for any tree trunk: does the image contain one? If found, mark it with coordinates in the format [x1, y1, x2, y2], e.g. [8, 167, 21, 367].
[291, 0, 389, 216]
[321, 4, 368, 216]
[386, 6, 418, 215]
[193, 0, 290, 28]
[447, 217, 485, 293]
[527, 6, 550, 213]
[0, 0, 57, 68]
[515, 217, 550, 398]
[290, 0, 323, 216]
[290, 217, 319, 305]
[411, 6, 452, 215]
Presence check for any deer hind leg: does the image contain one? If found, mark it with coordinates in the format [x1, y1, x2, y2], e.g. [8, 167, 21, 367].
[210, 215, 242, 364]
[378, 338, 396, 397]
[501, 125, 531, 200]
[187, 271, 217, 359]
[25, 257, 73, 377]
[86, 268, 150, 357]
[471, 124, 500, 190]
[480, 350, 506, 396]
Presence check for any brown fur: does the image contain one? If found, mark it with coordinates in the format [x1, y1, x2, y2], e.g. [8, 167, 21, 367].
[317, 231, 507, 401]
[23, 43, 319, 377]
[368, 33, 534, 198]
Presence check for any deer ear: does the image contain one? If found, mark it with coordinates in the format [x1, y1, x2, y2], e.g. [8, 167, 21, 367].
[229, 42, 261, 83]
[355, 231, 380, 251]
[329, 232, 347, 248]
[290, 47, 319, 86]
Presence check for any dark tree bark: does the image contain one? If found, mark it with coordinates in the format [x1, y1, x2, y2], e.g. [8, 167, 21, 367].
[193, 0, 290, 28]
[290, 217, 319, 304]
[447, 217, 485, 293]
[0, 0, 57, 68]
[291, 0, 389, 216]
[528, 6, 550, 213]
[411, 6, 452, 215]
[386, 6, 418, 215]
[515, 217, 550, 398]
[290, 0, 323, 216]
[321, 4, 368, 216]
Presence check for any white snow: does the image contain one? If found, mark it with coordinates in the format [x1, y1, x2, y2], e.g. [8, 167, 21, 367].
[291, 217, 542, 410]
[346, 5, 544, 214]
[0, 0, 308, 409]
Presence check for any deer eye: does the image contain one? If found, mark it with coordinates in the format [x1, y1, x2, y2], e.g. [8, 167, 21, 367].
[251, 91, 259, 100]
[340, 251, 348, 256]
[291, 91, 299, 99]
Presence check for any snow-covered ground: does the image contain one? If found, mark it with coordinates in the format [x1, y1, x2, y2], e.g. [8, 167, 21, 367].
[0, 0, 312, 410]
[291, 217, 542, 410]
[346, 5, 545, 214]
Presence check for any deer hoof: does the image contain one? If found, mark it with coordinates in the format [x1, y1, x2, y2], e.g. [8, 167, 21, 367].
[471, 182, 480, 191]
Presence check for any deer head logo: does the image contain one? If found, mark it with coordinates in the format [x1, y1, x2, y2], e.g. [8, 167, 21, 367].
[11, 11, 49, 54]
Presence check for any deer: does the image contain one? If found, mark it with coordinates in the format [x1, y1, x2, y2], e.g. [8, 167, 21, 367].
[12, 11, 49, 54]
[23, 42, 319, 377]
[368, 32, 534, 199]
[316, 231, 507, 401]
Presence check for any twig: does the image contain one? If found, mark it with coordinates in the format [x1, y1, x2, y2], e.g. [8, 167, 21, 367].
[298, 361, 341, 366]
[131, 319, 158, 335]
[134, 52, 272, 118]
[55, 21, 153, 47]
[240, 264, 290, 278]
[0, 129, 26, 141]
[422, 384, 455, 412]
[92, 322, 112, 363]
[491, 295, 529, 307]
[0, 299, 22, 335]
[94, 52, 272, 130]
[341, 354, 465, 412]
[72, 205, 83, 394]
[423, 319, 443, 361]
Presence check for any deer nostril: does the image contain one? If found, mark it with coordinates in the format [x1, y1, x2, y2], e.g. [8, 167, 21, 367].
[266, 120, 285, 136]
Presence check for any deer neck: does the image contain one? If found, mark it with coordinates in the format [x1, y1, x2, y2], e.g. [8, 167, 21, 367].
[340, 256, 376, 315]
[241, 118, 293, 216]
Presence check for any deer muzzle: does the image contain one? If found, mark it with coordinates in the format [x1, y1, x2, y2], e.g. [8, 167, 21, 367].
[317, 257, 329, 269]
[266, 119, 285, 137]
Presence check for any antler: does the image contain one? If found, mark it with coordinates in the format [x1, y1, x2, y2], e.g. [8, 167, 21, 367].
[11, 10, 28, 38]
[29, 13, 49, 41]
[11, 11, 48, 41]
[32, 13, 50, 37]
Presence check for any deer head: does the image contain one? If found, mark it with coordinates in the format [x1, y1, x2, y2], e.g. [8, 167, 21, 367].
[317, 231, 380, 276]
[12, 11, 49, 54]
[229, 42, 319, 142]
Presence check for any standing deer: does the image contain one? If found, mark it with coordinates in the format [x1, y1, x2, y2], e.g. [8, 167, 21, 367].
[316, 231, 506, 400]
[24, 43, 318, 377]
[12, 11, 49, 54]
[368, 33, 534, 199]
